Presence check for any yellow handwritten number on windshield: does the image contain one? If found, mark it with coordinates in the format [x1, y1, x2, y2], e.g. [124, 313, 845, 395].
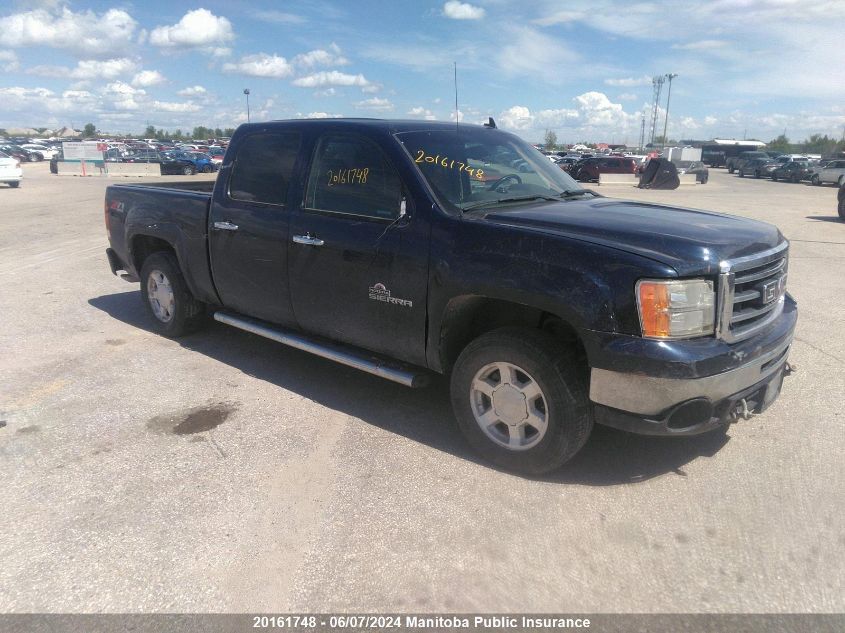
[415, 150, 484, 180]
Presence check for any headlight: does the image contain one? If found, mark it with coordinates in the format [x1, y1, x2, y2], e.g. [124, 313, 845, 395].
[636, 279, 715, 339]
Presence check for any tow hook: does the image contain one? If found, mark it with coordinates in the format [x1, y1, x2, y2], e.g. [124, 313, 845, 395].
[784, 362, 797, 376]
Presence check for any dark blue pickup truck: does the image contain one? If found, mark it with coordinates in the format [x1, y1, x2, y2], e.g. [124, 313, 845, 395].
[105, 118, 797, 473]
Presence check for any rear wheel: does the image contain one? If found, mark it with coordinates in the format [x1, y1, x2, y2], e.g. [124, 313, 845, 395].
[8, 181, 20, 188]
[839, 190, 845, 220]
[812, 175, 821, 186]
[182, 165, 195, 176]
[450, 327, 592, 475]
[139, 251, 207, 337]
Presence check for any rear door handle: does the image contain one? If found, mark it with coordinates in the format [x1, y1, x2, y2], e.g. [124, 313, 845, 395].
[292, 234, 325, 246]
[213, 221, 239, 231]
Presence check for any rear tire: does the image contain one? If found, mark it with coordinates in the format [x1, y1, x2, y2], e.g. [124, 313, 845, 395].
[450, 327, 592, 475]
[8, 181, 20, 188]
[839, 190, 845, 220]
[139, 251, 207, 337]
[182, 165, 195, 176]
[812, 175, 820, 186]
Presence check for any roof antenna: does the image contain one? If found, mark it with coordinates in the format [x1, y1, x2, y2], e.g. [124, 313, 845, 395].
[454, 61, 459, 133]
[484, 117, 496, 129]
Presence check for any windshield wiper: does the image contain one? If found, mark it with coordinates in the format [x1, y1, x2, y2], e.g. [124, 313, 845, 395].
[459, 194, 559, 212]
[559, 189, 594, 198]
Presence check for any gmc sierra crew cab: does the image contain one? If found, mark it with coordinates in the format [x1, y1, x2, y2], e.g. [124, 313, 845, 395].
[104, 119, 797, 474]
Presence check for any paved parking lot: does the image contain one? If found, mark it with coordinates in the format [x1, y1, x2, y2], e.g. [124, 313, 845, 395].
[1, 162, 842, 613]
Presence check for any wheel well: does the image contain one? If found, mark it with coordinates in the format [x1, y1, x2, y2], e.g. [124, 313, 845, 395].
[439, 296, 586, 373]
[131, 235, 175, 273]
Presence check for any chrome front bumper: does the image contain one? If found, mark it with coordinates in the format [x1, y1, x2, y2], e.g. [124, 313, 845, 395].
[590, 336, 792, 417]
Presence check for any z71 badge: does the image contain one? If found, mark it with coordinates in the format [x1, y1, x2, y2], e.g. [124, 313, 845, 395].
[368, 283, 413, 308]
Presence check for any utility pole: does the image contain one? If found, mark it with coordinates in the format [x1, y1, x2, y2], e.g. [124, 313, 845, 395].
[639, 113, 646, 151]
[662, 73, 678, 149]
[649, 76, 664, 146]
[243, 88, 251, 123]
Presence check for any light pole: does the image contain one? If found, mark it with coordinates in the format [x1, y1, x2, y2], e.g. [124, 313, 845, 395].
[662, 73, 678, 148]
[243, 88, 251, 123]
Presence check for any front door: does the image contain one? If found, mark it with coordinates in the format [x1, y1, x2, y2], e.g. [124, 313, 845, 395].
[209, 130, 302, 326]
[287, 132, 429, 366]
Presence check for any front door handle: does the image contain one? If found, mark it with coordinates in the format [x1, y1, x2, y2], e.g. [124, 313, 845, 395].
[213, 221, 239, 231]
[292, 234, 325, 246]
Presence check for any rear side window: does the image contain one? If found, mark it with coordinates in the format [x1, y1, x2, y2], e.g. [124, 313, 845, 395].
[228, 132, 302, 205]
[305, 134, 402, 220]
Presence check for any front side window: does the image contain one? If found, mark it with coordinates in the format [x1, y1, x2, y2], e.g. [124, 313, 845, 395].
[396, 127, 582, 212]
[305, 134, 402, 220]
[229, 132, 302, 205]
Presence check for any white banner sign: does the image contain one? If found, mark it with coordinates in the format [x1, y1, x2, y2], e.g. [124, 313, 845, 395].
[62, 141, 106, 161]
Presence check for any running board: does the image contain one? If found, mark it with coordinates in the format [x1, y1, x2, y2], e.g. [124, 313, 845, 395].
[213, 311, 430, 388]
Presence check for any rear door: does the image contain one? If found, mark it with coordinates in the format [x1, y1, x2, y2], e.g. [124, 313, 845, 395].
[287, 131, 430, 366]
[208, 130, 303, 326]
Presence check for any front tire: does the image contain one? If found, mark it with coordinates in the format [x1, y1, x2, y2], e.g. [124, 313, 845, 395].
[450, 328, 592, 474]
[182, 165, 195, 176]
[839, 190, 845, 220]
[139, 251, 206, 337]
[8, 181, 20, 188]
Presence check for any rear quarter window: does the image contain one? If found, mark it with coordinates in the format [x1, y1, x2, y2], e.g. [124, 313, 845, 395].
[228, 132, 302, 205]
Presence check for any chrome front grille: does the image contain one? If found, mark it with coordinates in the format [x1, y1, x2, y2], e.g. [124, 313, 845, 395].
[717, 242, 789, 342]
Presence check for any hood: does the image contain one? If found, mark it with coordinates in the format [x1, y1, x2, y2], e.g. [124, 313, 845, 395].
[481, 198, 784, 276]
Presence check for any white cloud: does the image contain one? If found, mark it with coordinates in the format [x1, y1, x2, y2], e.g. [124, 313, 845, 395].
[0, 7, 137, 57]
[26, 64, 68, 77]
[152, 101, 202, 113]
[222, 53, 293, 78]
[314, 88, 337, 97]
[252, 10, 306, 25]
[443, 1, 485, 20]
[304, 112, 344, 119]
[672, 39, 728, 51]
[604, 76, 653, 87]
[177, 85, 207, 96]
[292, 71, 370, 88]
[361, 84, 381, 94]
[355, 97, 394, 111]
[132, 70, 166, 87]
[617, 93, 638, 101]
[71, 58, 138, 80]
[293, 44, 349, 68]
[149, 9, 233, 52]
[0, 49, 20, 72]
[496, 27, 578, 78]
[408, 107, 436, 120]
[499, 106, 534, 130]
[105, 81, 145, 96]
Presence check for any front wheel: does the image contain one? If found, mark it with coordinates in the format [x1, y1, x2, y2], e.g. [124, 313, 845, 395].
[450, 328, 592, 474]
[182, 165, 195, 176]
[812, 175, 821, 186]
[8, 181, 20, 188]
[838, 191, 845, 220]
[139, 251, 207, 337]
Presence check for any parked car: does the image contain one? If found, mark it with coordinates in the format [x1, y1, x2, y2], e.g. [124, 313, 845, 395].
[771, 161, 813, 183]
[167, 151, 218, 173]
[20, 143, 58, 160]
[0, 150, 23, 188]
[811, 159, 845, 186]
[674, 160, 709, 184]
[0, 144, 36, 163]
[207, 147, 226, 165]
[727, 150, 769, 174]
[571, 156, 636, 182]
[103, 118, 796, 474]
[159, 152, 200, 175]
[739, 157, 779, 179]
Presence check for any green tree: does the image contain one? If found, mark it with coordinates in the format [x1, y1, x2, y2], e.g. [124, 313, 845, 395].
[83, 123, 96, 137]
[223, 128, 236, 137]
[544, 129, 558, 152]
[768, 134, 791, 153]
[144, 125, 157, 138]
[192, 126, 211, 140]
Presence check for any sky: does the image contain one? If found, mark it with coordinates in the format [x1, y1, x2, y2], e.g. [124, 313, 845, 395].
[1, 0, 844, 144]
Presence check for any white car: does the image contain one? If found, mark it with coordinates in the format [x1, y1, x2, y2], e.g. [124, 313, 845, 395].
[20, 144, 58, 161]
[0, 151, 23, 188]
[813, 159, 845, 186]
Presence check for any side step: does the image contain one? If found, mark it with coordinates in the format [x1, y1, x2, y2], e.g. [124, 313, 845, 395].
[213, 311, 430, 388]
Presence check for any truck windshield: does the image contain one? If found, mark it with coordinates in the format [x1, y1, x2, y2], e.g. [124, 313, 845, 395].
[395, 128, 584, 212]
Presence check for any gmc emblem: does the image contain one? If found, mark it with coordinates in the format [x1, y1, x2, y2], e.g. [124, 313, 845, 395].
[760, 274, 786, 304]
